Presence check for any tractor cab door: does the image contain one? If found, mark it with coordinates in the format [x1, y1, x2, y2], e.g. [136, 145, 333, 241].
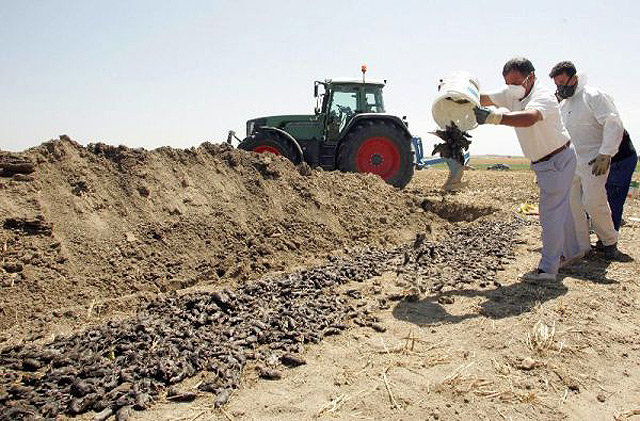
[325, 86, 359, 141]
[364, 87, 385, 113]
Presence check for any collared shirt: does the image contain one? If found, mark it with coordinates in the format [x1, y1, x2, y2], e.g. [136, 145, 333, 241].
[559, 81, 625, 165]
[490, 80, 570, 162]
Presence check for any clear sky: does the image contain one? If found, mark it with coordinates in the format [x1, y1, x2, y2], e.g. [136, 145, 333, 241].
[1, 0, 639, 156]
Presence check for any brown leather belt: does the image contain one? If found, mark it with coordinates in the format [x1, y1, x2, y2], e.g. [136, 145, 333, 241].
[532, 141, 570, 165]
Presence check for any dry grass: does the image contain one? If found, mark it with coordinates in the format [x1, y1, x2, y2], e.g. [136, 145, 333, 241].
[526, 320, 562, 354]
[316, 388, 378, 419]
[614, 409, 640, 420]
[437, 367, 542, 405]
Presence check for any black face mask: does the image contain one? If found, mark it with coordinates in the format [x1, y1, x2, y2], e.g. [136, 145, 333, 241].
[556, 77, 577, 99]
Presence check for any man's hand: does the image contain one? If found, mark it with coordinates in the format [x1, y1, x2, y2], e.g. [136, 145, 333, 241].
[474, 106, 503, 125]
[588, 154, 611, 176]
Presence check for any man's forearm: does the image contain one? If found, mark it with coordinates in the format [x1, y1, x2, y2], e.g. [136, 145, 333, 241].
[479, 94, 495, 106]
[474, 106, 542, 127]
[499, 110, 542, 127]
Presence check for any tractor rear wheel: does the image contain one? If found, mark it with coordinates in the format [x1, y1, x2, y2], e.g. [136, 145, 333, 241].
[238, 131, 299, 164]
[337, 121, 414, 188]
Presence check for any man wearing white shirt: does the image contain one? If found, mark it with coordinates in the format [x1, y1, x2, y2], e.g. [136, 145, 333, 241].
[549, 61, 625, 260]
[473, 57, 582, 282]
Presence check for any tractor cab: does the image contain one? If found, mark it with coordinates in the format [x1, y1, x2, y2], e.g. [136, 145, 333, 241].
[314, 79, 386, 141]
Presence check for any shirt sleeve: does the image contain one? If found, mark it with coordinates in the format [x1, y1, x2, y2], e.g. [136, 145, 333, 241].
[584, 89, 624, 156]
[524, 92, 557, 121]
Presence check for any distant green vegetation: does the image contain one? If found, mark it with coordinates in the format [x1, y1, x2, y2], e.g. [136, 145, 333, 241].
[422, 162, 532, 171]
[470, 163, 532, 171]
[421, 158, 638, 172]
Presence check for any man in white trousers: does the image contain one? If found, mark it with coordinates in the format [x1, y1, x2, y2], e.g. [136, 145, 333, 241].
[549, 61, 622, 260]
[474, 57, 582, 282]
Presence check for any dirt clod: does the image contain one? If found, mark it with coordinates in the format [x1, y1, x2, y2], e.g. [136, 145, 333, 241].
[370, 323, 387, 333]
[214, 389, 231, 408]
[297, 162, 313, 176]
[519, 357, 537, 371]
[166, 392, 198, 403]
[137, 185, 150, 197]
[0, 153, 35, 176]
[21, 358, 42, 371]
[438, 296, 455, 305]
[281, 354, 306, 367]
[259, 368, 283, 381]
[3, 261, 23, 273]
[116, 405, 132, 421]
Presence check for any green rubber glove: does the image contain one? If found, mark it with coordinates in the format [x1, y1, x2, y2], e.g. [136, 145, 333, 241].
[474, 106, 503, 125]
[588, 154, 611, 176]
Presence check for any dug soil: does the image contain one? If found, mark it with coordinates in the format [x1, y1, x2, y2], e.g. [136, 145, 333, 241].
[0, 136, 446, 338]
[1, 137, 639, 420]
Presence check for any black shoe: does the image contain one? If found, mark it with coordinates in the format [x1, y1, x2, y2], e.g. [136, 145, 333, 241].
[592, 240, 604, 251]
[603, 243, 618, 260]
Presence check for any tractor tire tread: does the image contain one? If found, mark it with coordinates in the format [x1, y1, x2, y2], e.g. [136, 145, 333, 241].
[238, 131, 299, 164]
[337, 120, 414, 188]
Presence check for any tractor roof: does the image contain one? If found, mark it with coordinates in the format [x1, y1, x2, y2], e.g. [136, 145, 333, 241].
[322, 78, 386, 87]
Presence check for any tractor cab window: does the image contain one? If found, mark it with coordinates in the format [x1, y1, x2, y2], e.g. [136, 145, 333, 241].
[327, 87, 358, 138]
[365, 88, 385, 113]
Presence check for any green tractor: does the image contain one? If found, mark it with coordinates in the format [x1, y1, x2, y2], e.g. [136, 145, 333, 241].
[233, 72, 415, 188]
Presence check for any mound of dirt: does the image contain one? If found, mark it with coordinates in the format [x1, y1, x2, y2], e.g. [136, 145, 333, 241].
[0, 136, 447, 336]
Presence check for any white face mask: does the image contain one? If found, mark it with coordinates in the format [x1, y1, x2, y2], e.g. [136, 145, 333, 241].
[505, 73, 532, 100]
[505, 84, 526, 100]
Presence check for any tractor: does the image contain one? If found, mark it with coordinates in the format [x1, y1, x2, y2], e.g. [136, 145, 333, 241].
[232, 70, 415, 188]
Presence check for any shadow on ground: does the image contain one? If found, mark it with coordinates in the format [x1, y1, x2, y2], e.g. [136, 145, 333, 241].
[392, 280, 569, 326]
[392, 252, 628, 326]
[559, 253, 619, 284]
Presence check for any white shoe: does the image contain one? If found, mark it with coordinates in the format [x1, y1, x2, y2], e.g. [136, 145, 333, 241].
[520, 269, 557, 283]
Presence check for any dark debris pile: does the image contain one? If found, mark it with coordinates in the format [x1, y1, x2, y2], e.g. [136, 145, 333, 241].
[431, 123, 472, 165]
[0, 252, 386, 421]
[0, 219, 522, 420]
[397, 220, 522, 292]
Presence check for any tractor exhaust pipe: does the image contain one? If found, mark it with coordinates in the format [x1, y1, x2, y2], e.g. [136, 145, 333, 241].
[227, 130, 241, 146]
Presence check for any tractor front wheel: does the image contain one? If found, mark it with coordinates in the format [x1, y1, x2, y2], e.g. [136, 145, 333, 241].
[238, 132, 299, 164]
[337, 121, 414, 188]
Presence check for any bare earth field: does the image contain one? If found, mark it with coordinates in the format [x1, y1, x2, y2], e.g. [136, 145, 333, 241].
[1, 140, 639, 420]
[139, 170, 640, 421]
